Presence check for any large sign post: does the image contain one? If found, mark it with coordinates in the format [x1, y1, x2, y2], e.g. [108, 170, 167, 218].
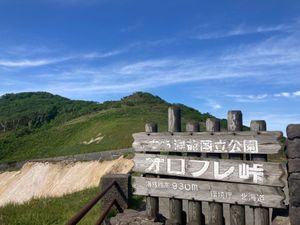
[132, 109, 287, 225]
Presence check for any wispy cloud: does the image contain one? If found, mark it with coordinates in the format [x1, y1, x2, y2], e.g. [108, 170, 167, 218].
[0, 58, 65, 68]
[193, 23, 290, 40]
[20, 54, 272, 95]
[45, 0, 108, 6]
[228, 90, 300, 102]
[0, 48, 125, 68]
[3, 29, 299, 95]
[227, 94, 269, 103]
[2, 45, 55, 57]
[120, 22, 141, 33]
[1, 21, 300, 99]
[82, 49, 125, 59]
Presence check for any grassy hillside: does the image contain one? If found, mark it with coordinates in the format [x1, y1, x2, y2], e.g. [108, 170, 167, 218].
[0, 92, 216, 163]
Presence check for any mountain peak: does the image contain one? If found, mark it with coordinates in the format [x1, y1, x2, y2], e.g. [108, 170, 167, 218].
[121, 92, 167, 105]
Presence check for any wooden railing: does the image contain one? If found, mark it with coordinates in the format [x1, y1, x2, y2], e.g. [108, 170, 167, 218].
[65, 181, 124, 225]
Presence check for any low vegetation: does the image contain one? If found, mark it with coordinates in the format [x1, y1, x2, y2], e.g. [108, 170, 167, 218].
[0, 187, 101, 225]
[0, 92, 216, 163]
[0, 187, 144, 225]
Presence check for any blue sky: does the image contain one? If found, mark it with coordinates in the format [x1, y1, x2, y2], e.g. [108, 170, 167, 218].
[0, 0, 300, 132]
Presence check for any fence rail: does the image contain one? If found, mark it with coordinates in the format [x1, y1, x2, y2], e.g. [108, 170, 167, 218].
[65, 181, 124, 225]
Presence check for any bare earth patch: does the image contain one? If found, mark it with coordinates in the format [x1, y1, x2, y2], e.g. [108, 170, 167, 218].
[81, 133, 104, 145]
[0, 156, 133, 206]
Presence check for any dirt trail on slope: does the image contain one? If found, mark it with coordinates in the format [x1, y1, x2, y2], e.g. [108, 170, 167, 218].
[0, 156, 133, 206]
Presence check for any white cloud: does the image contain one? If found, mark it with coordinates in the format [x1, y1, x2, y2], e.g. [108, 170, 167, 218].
[274, 92, 291, 97]
[293, 91, 300, 96]
[244, 112, 300, 133]
[228, 90, 300, 102]
[273, 91, 300, 98]
[207, 100, 222, 109]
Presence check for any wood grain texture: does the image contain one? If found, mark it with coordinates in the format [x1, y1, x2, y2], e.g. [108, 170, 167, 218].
[167, 106, 182, 225]
[228, 110, 245, 225]
[251, 120, 269, 225]
[206, 118, 223, 225]
[186, 121, 200, 133]
[144, 123, 159, 219]
[133, 177, 286, 208]
[186, 121, 204, 225]
[206, 118, 220, 133]
[133, 153, 287, 187]
[132, 131, 283, 154]
[228, 111, 243, 132]
[168, 106, 181, 132]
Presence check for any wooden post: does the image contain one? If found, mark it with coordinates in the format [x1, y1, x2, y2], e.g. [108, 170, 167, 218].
[186, 121, 201, 158]
[167, 106, 183, 225]
[186, 121, 203, 225]
[145, 122, 159, 219]
[251, 120, 269, 225]
[250, 120, 267, 163]
[228, 111, 246, 225]
[145, 122, 158, 133]
[286, 124, 300, 225]
[168, 106, 181, 132]
[228, 111, 243, 132]
[186, 121, 199, 133]
[100, 174, 132, 211]
[206, 118, 220, 133]
[206, 118, 223, 225]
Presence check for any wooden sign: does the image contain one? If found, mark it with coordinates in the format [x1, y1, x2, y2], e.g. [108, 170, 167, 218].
[133, 131, 282, 154]
[134, 154, 287, 187]
[133, 177, 286, 208]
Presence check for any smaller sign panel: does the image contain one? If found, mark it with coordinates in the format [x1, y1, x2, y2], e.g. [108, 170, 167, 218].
[133, 177, 286, 208]
[133, 131, 282, 154]
[134, 154, 287, 187]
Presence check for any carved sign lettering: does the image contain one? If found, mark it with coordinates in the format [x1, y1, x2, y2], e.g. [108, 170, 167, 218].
[134, 154, 287, 187]
[133, 177, 286, 208]
[133, 131, 282, 154]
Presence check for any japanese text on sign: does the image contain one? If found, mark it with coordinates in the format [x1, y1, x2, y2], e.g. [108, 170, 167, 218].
[145, 180, 265, 204]
[148, 139, 258, 153]
[145, 157, 264, 183]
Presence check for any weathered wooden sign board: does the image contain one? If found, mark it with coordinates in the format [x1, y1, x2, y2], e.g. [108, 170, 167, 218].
[133, 177, 286, 208]
[132, 131, 282, 154]
[134, 153, 287, 187]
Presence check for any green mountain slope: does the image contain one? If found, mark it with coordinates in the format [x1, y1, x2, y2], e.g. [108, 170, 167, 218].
[0, 92, 218, 163]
